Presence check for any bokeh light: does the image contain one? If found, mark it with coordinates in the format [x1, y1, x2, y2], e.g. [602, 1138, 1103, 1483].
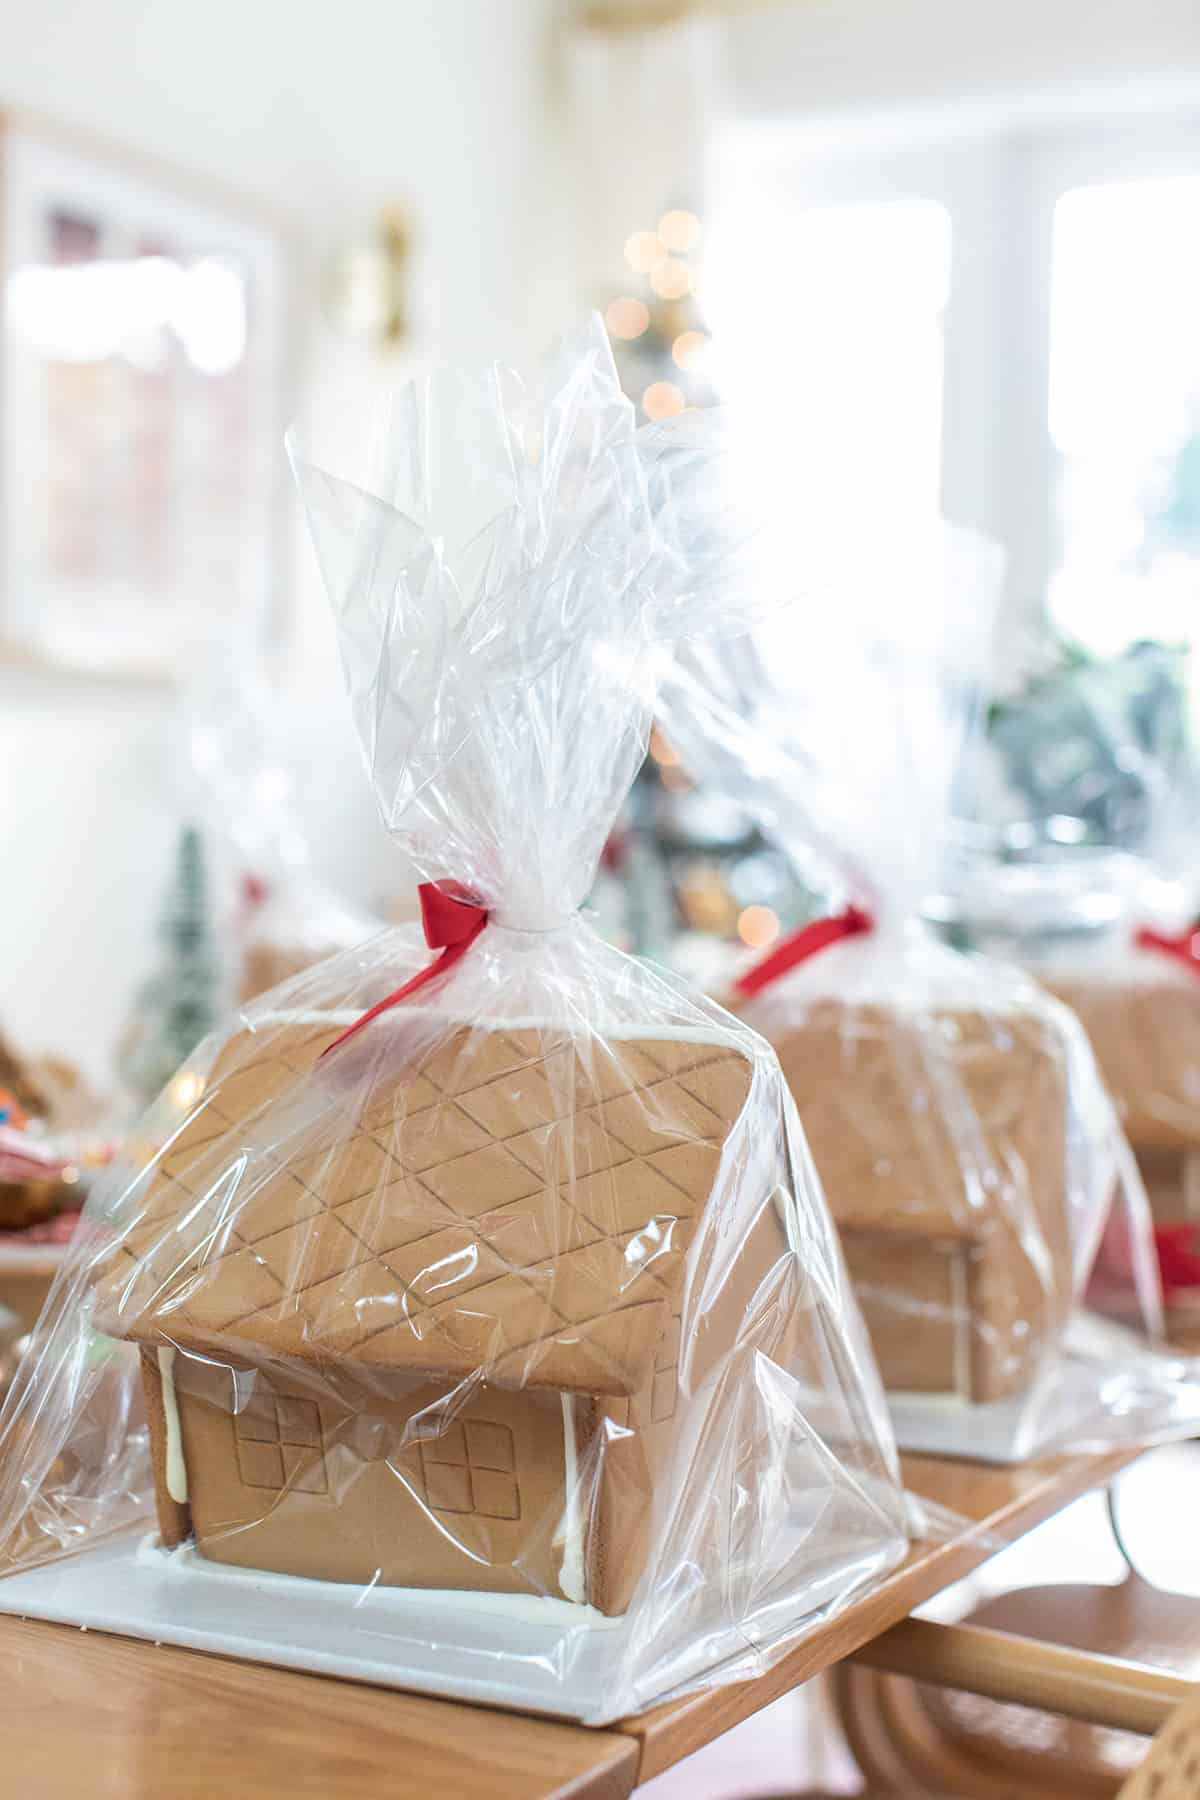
[624, 230, 667, 273]
[659, 209, 702, 253]
[642, 380, 685, 421]
[672, 329, 709, 371]
[738, 905, 781, 949]
[649, 725, 681, 766]
[649, 257, 691, 299]
[605, 296, 651, 340]
[170, 1071, 206, 1110]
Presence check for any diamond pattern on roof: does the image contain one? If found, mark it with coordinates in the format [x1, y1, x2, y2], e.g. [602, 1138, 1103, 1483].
[93, 1021, 752, 1397]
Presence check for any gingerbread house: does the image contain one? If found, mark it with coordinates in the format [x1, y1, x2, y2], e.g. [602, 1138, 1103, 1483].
[94, 1016, 758, 1615]
[1044, 959, 1200, 1232]
[766, 1000, 1072, 1403]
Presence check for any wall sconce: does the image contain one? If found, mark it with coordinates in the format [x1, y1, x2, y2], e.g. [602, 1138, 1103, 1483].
[323, 206, 413, 351]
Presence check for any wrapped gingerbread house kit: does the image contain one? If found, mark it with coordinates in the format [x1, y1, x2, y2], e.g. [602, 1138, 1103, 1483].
[657, 526, 1198, 1464]
[1031, 915, 1200, 1312]
[182, 666, 384, 1005]
[0, 325, 906, 1722]
[945, 647, 1200, 1313]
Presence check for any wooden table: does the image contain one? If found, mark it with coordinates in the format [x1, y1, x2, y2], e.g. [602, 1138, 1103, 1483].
[0, 1446, 1140, 1799]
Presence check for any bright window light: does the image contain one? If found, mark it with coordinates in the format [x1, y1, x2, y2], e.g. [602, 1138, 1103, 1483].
[7, 252, 248, 375]
[706, 192, 951, 543]
[1049, 174, 1200, 652]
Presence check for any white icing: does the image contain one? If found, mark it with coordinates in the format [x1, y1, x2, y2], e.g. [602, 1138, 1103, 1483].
[249, 1005, 744, 1051]
[157, 1347, 188, 1504]
[949, 1249, 970, 1402]
[556, 1394, 586, 1605]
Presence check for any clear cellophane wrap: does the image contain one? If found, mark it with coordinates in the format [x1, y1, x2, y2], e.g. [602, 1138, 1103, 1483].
[0, 323, 906, 1722]
[179, 664, 385, 1003]
[657, 525, 1200, 1462]
[944, 632, 1200, 1294]
[1030, 915, 1200, 1307]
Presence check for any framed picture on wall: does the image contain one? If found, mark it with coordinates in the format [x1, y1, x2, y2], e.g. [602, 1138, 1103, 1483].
[0, 113, 292, 677]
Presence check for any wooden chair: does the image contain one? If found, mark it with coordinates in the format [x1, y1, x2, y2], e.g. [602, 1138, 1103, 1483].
[788, 1688, 1200, 1798]
[831, 1576, 1200, 1796]
[1119, 1689, 1200, 1796]
[791, 1686, 1200, 1795]
[764, 1585, 1200, 1798]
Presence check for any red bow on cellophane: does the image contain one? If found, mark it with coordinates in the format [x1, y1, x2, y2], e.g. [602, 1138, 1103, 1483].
[323, 882, 489, 1056]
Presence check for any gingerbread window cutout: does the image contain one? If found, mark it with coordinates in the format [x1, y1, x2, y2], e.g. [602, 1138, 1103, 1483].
[234, 1393, 329, 1496]
[417, 1419, 520, 1521]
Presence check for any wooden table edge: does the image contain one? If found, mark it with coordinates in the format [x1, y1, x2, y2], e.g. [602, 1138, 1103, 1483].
[0, 1609, 643, 1800]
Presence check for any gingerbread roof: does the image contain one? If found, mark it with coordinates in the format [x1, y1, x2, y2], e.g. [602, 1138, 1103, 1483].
[94, 1018, 753, 1398]
[769, 999, 1068, 1242]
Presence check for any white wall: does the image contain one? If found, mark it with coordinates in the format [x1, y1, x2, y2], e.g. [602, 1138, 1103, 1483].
[728, 0, 1200, 125]
[1, 0, 568, 355]
[0, 0, 571, 1079]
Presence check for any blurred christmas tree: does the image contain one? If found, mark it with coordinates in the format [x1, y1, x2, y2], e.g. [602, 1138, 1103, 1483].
[604, 206, 716, 424]
[596, 209, 811, 971]
[116, 824, 224, 1109]
[984, 636, 1192, 852]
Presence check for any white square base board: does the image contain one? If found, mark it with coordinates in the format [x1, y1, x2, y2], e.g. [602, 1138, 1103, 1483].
[0, 1528, 903, 1724]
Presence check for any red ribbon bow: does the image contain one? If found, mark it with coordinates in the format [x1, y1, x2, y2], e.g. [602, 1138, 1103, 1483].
[322, 881, 488, 1057]
[1155, 1221, 1200, 1299]
[733, 903, 874, 999]
[1135, 923, 1200, 977]
[1135, 925, 1200, 1292]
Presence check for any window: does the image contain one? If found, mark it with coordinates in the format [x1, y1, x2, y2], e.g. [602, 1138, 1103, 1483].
[710, 110, 1200, 660]
[708, 189, 951, 539]
[1049, 173, 1200, 653]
